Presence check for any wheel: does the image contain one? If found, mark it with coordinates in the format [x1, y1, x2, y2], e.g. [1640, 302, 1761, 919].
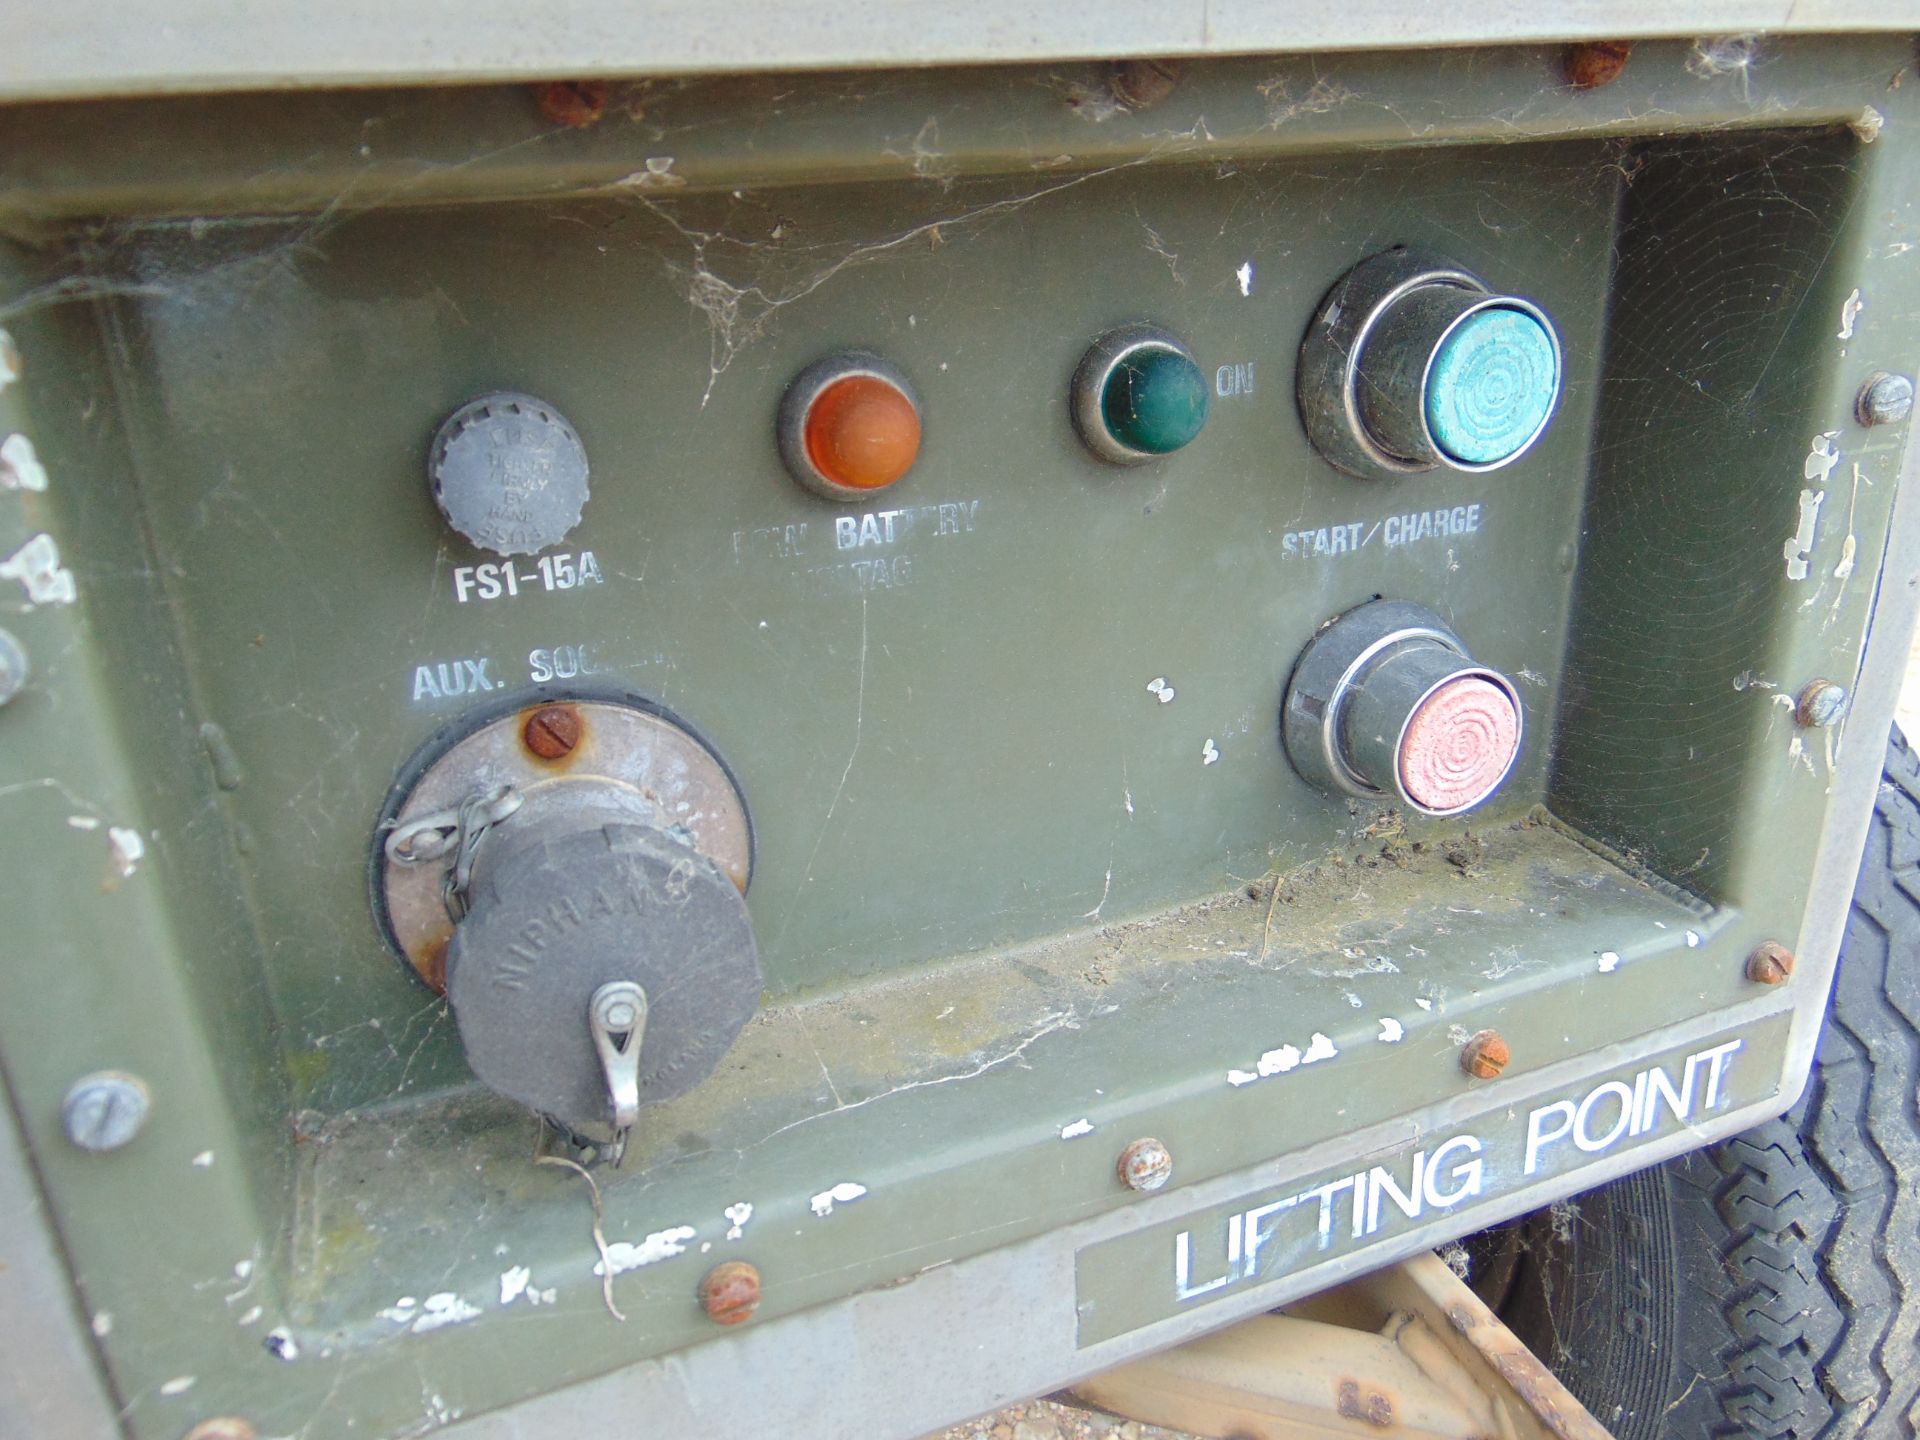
[1468, 727, 1920, 1438]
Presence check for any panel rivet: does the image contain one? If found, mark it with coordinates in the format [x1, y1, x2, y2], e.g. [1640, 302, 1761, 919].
[1108, 59, 1181, 111]
[183, 1419, 258, 1440]
[1117, 1136, 1173, 1192]
[1794, 679, 1849, 729]
[1746, 941, 1796, 986]
[1562, 41, 1633, 89]
[61, 1072, 150, 1152]
[1460, 1030, 1510, 1080]
[1856, 371, 1914, 427]
[699, 1260, 762, 1326]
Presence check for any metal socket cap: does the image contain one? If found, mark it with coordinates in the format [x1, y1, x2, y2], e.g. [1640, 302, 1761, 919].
[1281, 598, 1523, 817]
[429, 392, 590, 558]
[1298, 247, 1561, 480]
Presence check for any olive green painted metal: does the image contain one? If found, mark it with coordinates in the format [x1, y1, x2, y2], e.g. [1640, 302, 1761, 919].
[1, 36, 1917, 1440]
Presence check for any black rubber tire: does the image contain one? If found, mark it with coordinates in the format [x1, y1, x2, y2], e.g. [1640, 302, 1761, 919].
[1471, 727, 1920, 1439]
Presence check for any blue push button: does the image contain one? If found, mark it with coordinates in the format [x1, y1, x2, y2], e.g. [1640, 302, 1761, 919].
[1424, 307, 1559, 466]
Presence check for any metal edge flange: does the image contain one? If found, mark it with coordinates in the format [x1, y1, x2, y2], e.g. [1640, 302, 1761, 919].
[1280, 598, 1524, 818]
[776, 350, 922, 502]
[372, 695, 754, 991]
[1296, 247, 1561, 481]
[1071, 323, 1201, 466]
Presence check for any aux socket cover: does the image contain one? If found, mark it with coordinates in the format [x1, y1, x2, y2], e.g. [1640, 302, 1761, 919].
[429, 392, 590, 557]
[446, 820, 760, 1136]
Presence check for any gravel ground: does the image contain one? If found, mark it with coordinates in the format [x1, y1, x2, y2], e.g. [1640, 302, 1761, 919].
[926, 1397, 1199, 1440]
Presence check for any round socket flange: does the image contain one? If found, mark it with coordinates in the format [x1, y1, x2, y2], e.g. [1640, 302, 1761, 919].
[373, 693, 753, 992]
[1281, 599, 1523, 817]
[1298, 248, 1562, 481]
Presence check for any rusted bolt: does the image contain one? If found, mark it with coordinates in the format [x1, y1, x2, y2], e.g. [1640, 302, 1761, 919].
[1117, 1136, 1173, 1192]
[522, 705, 582, 760]
[1856, 371, 1915, 427]
[1562, 41, 1633, 90]
[1794, 679, 1849, 729]
[536, 80, 609, 129]
[1108, 59, 1180, 110]
[699, 1260, 762, 1326]
[1460, 1029, 1510, 1080]
[1747, 941, 1796, 986]
[1337, 1378, 1395, 1427]
[183, 1421, 258, 1440]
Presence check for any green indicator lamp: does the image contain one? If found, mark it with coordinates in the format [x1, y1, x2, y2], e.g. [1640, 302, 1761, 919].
[1073, 325, 1210, 465]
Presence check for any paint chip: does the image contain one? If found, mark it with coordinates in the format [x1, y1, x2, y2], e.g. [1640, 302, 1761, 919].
[1227, 1068, 1259, 1086]
[234, 1259, 254, 1280]
[410, 1293, 482, 1333]
[108, 826, 145, 879]
[237, 1305, 263, 1327]
[264, 1327, 300, 1361]
[1202, 738, 1220, 765]
[1415, 997, 1434, 1011]
[1146, 677, 1176, 704]
[1059, 1118, 1095, 1140]
[724, 1201, 754, 1240]
[0, 329, 19, 394]
[0, 433, 47, 491]
[499, 1265, 532, 1306]
[377, 1298, 420, 1324]
[809, 1182, 868, 1217]
[595, 1226, 698, 1274]
[1785, 487, 1827, 580]
[1805, 432, 1841, 484]
[0, 533, 76, 606]
[1236, 260, 1255, 296]
[159, 1377, 196, 1398]
[1853, 106, 1886, 142]
[1839, 288, 1864, 339]
[615, 156, 687, 189]
[1302, 1032, 1339, 1064]
[1686, 930, 1702, 948]
[1257, 1043, 1301, 1076]
[1377, 1017, 1404, 1043]
[191, 1150, 214, 1168]
[91, 1312, 111, 1338]
[68, 815, 100, 831]
[1598, 951, 1621, 973]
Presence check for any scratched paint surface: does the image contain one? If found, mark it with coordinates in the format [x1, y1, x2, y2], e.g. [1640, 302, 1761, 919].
[96, 137, 1613, 1113]
[0, 37, 1912, 1440]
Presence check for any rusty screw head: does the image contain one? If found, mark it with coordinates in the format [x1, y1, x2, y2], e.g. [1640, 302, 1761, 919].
[699, 1260, 762, 1326]
[1562, 41, 1633, 90]
[184, 1421, 258, 1440]
[1794, 679, 1849, 729]
[536, 80, 609, 129]
[1117, 1136, 1173, 1192]
[1460, 1029, 1510, 1080]
[1747, 941, 1796, 986]
[1856, 371, 1915, 427]
[1108, 59, 1181, 111]
[522, 704, 582, 760]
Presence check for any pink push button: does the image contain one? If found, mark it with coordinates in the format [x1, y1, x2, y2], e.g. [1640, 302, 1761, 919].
[1398, 675, 1520, 813]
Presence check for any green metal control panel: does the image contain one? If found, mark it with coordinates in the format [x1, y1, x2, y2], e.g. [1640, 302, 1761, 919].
[3, 33, 1919, 1440]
